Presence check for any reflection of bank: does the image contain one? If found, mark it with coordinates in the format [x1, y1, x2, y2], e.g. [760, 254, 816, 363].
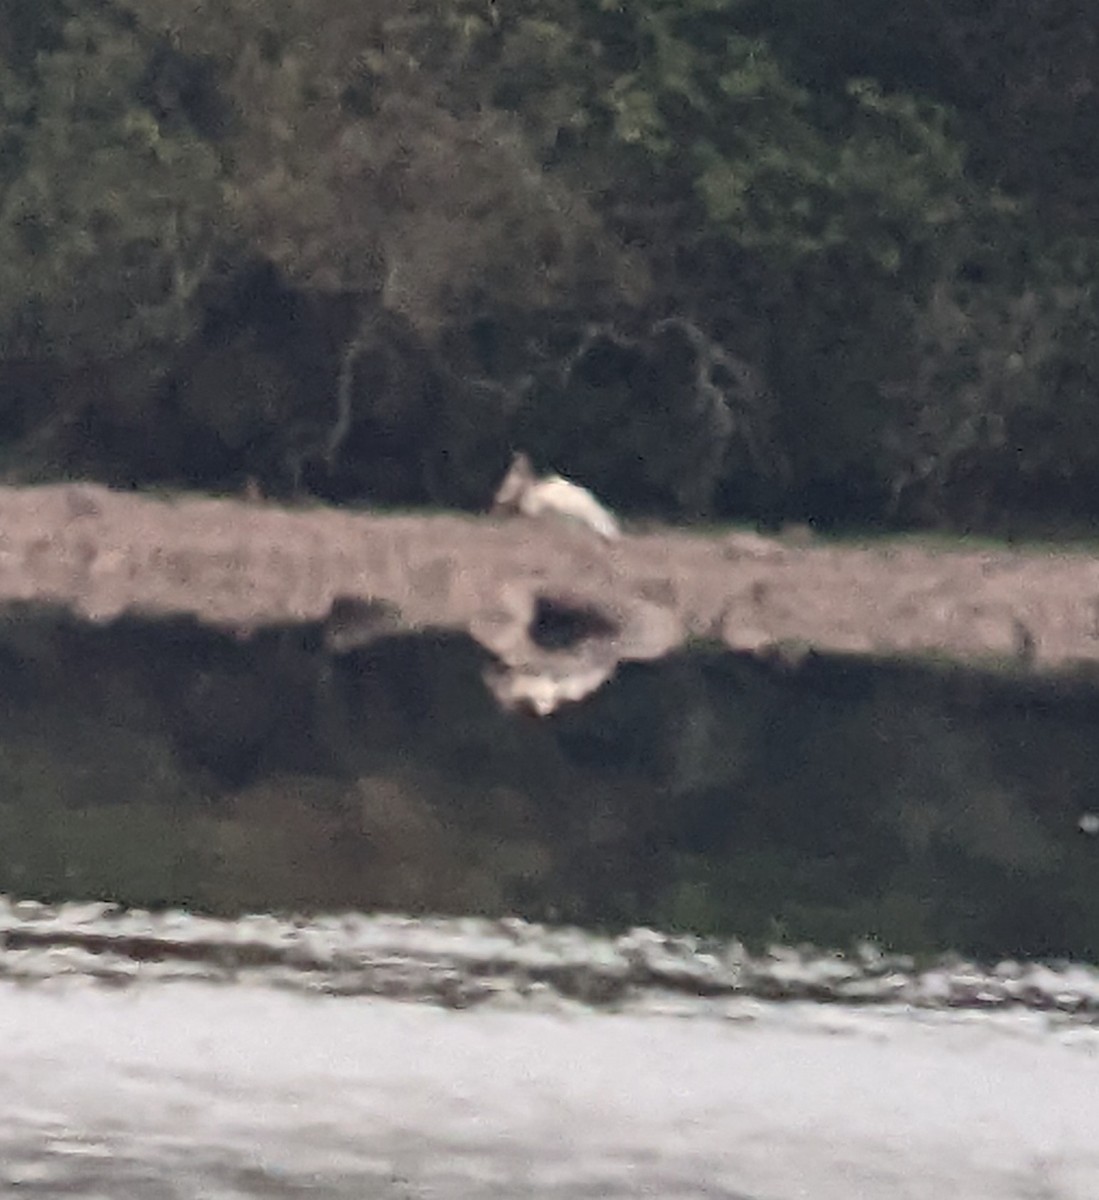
[473, 582, 681, 717]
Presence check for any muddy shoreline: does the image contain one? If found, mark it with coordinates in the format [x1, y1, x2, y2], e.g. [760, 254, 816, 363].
[3, 482, 1099, 719]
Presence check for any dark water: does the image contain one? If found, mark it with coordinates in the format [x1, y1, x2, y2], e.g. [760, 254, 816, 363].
[4, 616, 1099, 962]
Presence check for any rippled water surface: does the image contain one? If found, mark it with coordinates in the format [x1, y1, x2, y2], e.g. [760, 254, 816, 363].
[3, 902, 1099, 1199]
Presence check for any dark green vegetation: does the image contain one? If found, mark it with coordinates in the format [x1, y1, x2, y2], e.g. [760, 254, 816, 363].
[1, 615, 1097, 962]
[2, 0, 1099, 530]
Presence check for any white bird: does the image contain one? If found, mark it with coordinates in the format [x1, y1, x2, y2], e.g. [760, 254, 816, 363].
[492, 452, 621, 540]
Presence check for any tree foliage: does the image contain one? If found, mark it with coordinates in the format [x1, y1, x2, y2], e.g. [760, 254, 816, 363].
[0, 0, 1097, 528]
[0, 6, 230, 361]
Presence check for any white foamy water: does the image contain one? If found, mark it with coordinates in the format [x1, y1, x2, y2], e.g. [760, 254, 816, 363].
[2, 978, 1099, 1199]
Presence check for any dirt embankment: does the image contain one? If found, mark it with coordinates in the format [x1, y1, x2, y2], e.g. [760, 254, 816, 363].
[1, 482, 1097, 711]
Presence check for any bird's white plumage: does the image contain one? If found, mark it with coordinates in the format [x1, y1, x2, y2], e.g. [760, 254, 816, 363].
[518, 475, 621, 539]
[493, 453, 620, 540]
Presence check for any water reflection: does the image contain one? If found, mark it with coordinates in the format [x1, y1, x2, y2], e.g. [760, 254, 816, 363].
[1, 616, 1099, 959]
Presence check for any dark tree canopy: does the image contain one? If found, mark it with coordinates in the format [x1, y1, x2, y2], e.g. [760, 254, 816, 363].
[0, 0, 1096, 530]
